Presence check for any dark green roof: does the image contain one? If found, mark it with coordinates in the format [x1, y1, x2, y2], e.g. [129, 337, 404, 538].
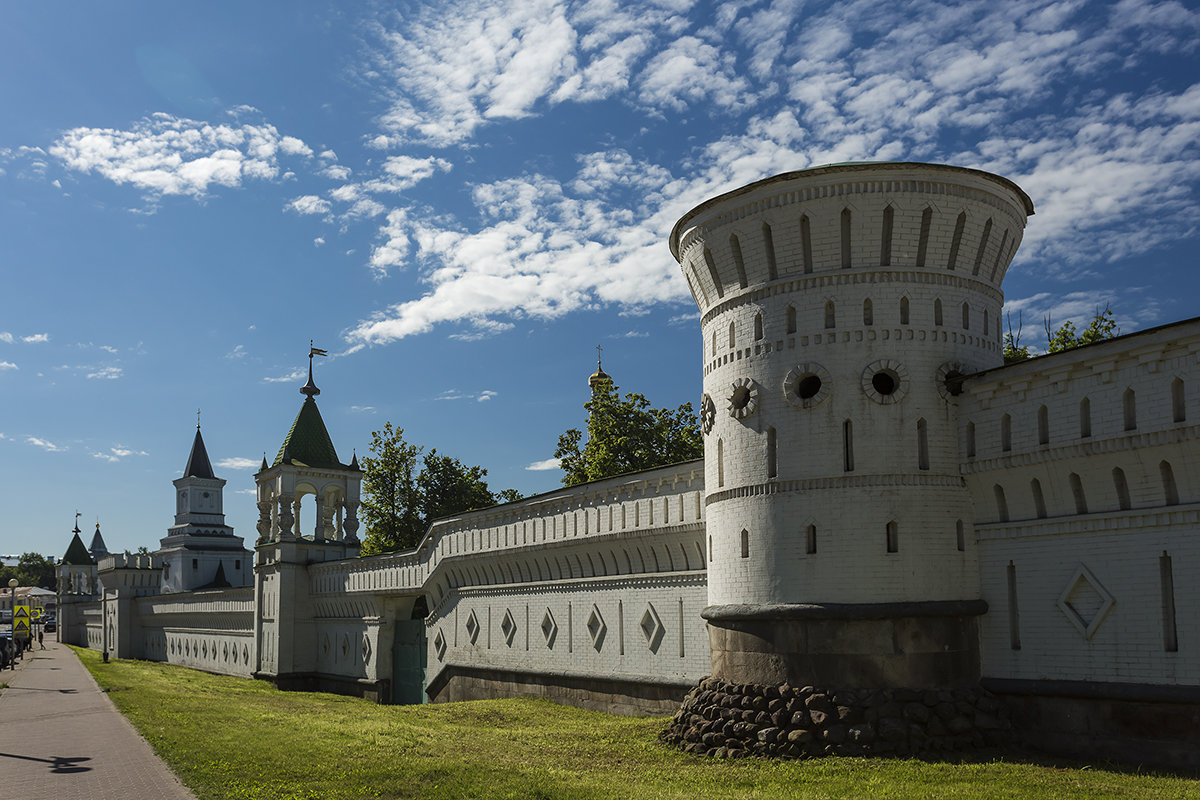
[62, 532, 95, 565]
[273, 396, 342, 469]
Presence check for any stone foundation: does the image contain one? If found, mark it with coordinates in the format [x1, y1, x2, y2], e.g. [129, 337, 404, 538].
[661, 677, 1013, 759]
[428, 665, 692, 716]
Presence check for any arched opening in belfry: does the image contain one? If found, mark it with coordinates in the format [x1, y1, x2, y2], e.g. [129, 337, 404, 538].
[1161, 460, 1180, 506]
[754, 313, 764, 341]
[916, 206, 933, 267]
[786, 305, 797, 334]
[900, 296, 910, 325]
[934, 298, 943, 326]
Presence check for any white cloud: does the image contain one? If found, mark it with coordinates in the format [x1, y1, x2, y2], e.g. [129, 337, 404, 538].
[226, 344, 246, 359]
[235, 488, 259, 495]
[93, 446, 148, 462]
[21, 333, 48, 343]
[287, 195, 331, 215]
[349, 405, 376, 413]
[86, 366, 123, 380]
[27, 436, 65, 452]
[0, 361, 16, 370]
[217, 457, 263, 470]
[264, 368, 307, 383]
[0, 332, 11, 343]
[313, 237, 326, 246]
[50, 112, 312, 200]
[526, 457, 561, 471]
[435, 388, 500, 402]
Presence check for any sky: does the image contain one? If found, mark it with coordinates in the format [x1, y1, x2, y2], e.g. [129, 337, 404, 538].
[1, 0, 1198, 561]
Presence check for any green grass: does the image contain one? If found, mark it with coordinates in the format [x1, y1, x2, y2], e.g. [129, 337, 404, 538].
[71, 647, 1196, 800]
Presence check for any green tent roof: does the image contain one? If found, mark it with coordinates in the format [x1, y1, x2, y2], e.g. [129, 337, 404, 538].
[273, 396, 342, 469]
[62, 532, 95, 565]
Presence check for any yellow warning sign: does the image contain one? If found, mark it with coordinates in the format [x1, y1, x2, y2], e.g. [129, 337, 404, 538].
[32, 607, 43, 620]
[13, 604, 30, 639]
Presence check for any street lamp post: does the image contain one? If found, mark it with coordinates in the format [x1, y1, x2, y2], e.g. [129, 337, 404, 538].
[8, 578, 18, 659]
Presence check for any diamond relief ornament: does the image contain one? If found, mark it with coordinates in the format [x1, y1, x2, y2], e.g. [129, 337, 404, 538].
[1057, 563, 1116, 640]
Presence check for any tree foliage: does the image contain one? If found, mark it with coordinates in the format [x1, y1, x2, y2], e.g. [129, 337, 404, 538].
[1004, 305, 1119, 364]
[359, 424, 523, 556]
[0, 552, 56, 589]
[554, 380, 703, 487]
[1045, 304, 1119, 353]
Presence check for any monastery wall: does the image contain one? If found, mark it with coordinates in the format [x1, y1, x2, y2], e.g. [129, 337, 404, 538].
[132, 588, 255, 678]
[305, 459, 710, 713]
[960, 320, 1200, 768]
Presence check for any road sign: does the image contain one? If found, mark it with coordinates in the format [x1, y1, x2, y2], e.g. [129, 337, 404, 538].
[13, 604, 30, 640]
[32, 607, 43, 620]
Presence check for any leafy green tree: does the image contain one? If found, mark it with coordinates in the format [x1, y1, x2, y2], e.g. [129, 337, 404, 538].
[419, 450, 499, 524]
[555, 380, 703, 486]
[0, 552, 57, 589]
[359, 423, 424, 555]
[359, 425, 524, 555]
[1045, 304, 1119, 353]
[1003, 312, 1032, 364]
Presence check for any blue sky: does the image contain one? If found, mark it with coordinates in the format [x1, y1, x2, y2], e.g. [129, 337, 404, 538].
[1, 0, 1197, 561]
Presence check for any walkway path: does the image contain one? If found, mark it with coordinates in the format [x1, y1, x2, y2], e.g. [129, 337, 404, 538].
[0, 642, 197, 799]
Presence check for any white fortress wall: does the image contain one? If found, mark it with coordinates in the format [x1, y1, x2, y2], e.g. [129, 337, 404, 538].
[307, 459, 710, 711]
[133, 588, 255, 678]
[962, 319, 1200, 687]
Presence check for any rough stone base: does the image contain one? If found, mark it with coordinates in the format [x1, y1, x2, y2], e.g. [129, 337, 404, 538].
[984, 678, 1200, 773]
[428, 665, 691, 717]
[263, 672, 391, 704]
[661, 677, 1013, 759]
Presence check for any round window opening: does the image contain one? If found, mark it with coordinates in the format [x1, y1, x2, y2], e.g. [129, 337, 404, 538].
[872, 371, 899, 396]
[795, 375, 822, 400]
[731, 386, 752, 410]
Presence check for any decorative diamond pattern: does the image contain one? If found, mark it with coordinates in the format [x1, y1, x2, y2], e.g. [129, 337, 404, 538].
[640, 603, 665, 652]
[433, 629, 447, 661]
[541, 608, 558, 648]
[465, 609, 481, 644]
[1057, 564, 1115, 640]
[501, 609, 517, 647]
[586, 604, 607, 651]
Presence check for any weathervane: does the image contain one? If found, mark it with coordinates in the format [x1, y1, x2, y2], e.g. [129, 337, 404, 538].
[196, 407, 202, 430]
[301, 340, 328, 398]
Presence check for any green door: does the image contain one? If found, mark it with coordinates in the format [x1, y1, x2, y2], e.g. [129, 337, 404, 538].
[392, 619, 427, 705]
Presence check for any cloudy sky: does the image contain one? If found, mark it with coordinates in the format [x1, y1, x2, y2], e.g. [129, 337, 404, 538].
[1, 0, 1197, 560]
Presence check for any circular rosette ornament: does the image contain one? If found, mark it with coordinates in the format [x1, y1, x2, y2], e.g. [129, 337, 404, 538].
[727, 377, 759, 420]
[700, 393, 717, 434]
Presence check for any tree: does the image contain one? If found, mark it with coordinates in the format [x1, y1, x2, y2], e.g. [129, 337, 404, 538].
[1044, 304, 1119, 353]
[359, 425, 524, 556]
[554, 380, 703, 486]
[1003, 312, 1032, 364]
[1004, 305, 1119, 364]
[359, 423, 424, 555]
[0, 552, 57, 589]
[419, 450, 498, 524]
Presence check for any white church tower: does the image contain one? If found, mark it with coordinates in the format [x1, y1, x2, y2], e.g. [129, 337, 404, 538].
[156, 422, 253, 592]
[671, 162, 1033, 693]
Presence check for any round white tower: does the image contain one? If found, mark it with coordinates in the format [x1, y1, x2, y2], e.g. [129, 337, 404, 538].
[671, 163, 1033, 690]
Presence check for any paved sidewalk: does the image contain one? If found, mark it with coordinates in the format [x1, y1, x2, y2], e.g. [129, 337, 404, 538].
[0, 642, 197, 799]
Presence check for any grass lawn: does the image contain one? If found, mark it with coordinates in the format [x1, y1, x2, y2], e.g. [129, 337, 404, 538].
[72, 647, 1196, 800]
